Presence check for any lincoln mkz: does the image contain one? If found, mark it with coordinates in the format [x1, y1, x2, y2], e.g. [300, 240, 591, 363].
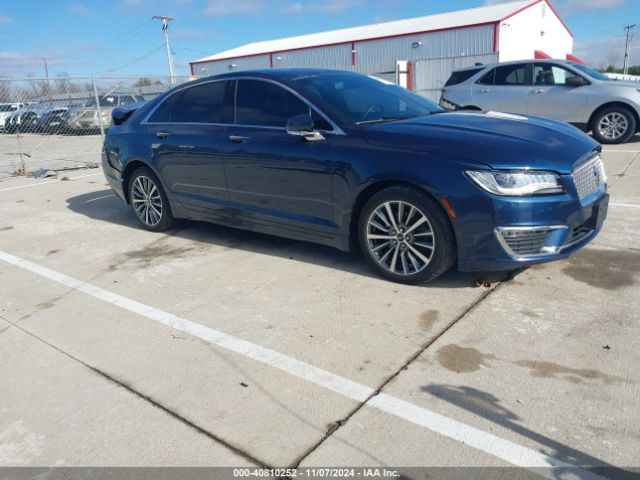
[102, 69, 608, 284]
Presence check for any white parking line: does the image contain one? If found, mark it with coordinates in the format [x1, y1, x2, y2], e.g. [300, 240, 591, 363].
[0, 249, 605, 480]
[85, 194, 115, 203]
[0, 173, 101, 192]
[610, 202, 640, 209]
[0, 180, 58, 192]
[601, 150, 640, 153]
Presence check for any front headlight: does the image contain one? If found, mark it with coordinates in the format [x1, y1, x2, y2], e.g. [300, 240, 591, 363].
[466, 170, 564, 196]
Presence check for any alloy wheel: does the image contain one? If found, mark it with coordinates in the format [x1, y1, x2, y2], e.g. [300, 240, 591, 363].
[365, 200, 435, 276]
[597, 112, 629, 141]
[131, 175, 163, 227]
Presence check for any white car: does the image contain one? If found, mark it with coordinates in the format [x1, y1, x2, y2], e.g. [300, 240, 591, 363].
[440, 60, 640, 144]
[0, 103, 22, 130]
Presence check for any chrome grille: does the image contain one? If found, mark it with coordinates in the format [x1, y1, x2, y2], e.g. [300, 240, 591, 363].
[572, 155, 606, 202]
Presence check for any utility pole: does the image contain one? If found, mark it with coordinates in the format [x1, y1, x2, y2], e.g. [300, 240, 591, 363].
[40, 57, 50, 95]
[623, 24, 636, 76]
[40, 57, 49, 80]
[153, 16, 176, 84]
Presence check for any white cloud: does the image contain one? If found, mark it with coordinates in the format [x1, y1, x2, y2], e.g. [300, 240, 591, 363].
[0, 15, 13, 24]
[573, 35, 635, 68]
[203, 0, 264, 16]
[556, 0, 628, 16]
[67, 3, 88, 14]
[282, 0, 365, 14]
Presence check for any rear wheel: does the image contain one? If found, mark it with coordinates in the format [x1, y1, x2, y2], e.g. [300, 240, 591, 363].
[128, 167, 174, 231]
[591, 106, 636, 144]
[358, 186, 456, 284]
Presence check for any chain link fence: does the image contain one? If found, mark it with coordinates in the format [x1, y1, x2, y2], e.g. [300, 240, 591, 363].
[0, 76, 190, 178]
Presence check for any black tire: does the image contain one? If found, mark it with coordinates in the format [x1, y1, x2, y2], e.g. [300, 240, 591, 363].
[591, 106, 637, 144]
[128, 166, 174, 232]
[358, 186, 457, 284]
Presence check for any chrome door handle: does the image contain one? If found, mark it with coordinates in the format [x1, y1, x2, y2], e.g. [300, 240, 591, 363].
[229, 135, 250, 143]
[533, 89, 545, 94]
[156, 132, 170, 138]
[480, 88, 490, 94]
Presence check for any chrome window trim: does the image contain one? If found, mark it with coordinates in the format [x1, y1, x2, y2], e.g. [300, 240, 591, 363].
[495, 225, 569, 261]
[140, 76, 345, 135]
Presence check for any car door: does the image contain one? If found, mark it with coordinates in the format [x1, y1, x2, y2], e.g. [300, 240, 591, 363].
[224, 79, 334, 235]
[471, 63, 530, 113]
[527, 63, 588, 123]
[149, 80, 234, 215]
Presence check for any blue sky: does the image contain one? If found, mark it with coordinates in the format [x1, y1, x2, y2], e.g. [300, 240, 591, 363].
[0, 0, 637, 78]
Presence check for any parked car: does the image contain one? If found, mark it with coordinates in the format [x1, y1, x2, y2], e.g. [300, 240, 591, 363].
[0, 103, 23, 131]
[440, 59, 640, 144]
[103, 69, 608, 284]
[32, 107, 69, 134]
[67, 94, 144, 133]
[3, 107, 39, 133]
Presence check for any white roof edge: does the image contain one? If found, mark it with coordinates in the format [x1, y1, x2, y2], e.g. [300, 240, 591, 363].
[192, 0, 538, 64]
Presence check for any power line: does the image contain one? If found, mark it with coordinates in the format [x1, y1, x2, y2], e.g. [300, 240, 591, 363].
[91, 44, 165, 75]
[101, 19, 156, 49]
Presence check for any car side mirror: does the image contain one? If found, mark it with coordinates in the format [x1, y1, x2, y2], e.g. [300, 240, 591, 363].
[566, 76, 588, 87]
[286, 114, 325, 141]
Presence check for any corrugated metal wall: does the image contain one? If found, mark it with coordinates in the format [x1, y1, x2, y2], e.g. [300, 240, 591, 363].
[355, 24, 494, 65]
[273, 44, 352, 68]
[196, 54, 271, 76]
[414, 52, 498, 102]
[193, 24, 497, 101]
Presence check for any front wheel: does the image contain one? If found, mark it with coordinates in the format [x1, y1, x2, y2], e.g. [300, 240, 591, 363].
[591, 106, 637, 144]
[128, 167, 174, 231]
[358, 186, 457, 284]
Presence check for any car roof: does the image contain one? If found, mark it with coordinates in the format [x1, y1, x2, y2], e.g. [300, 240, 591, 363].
[452, 58, 576, 73]
[192, 68, 366, 84]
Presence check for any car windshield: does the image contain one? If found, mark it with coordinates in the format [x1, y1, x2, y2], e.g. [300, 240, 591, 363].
[568, 62, 610, 81]
[289, 72, 443, 126]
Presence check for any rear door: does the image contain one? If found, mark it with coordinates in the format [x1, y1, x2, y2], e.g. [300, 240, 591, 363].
[471, 63, 530, 113]
[149, 80, 234, 215]
[527, 63, 588, 123]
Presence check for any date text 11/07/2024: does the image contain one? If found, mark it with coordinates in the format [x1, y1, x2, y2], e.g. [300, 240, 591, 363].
[232, 468, 400, 478]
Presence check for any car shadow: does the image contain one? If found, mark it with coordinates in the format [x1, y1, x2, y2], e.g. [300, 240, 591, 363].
[421, 384, 639, 479]
[66, 189, 512, 289]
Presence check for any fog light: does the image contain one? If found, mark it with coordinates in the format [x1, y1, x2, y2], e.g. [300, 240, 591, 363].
[496, 226, 567, 258]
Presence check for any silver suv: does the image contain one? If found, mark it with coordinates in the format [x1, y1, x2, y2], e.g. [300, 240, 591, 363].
[440, 60, 640, 144]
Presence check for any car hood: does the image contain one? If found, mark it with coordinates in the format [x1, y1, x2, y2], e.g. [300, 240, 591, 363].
[363, 111, 599, 174]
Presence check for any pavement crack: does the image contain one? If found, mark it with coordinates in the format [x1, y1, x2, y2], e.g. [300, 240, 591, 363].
[0, 314, 268, 469]
[610, 150, 639, 187]
[289, 282, 502, 467]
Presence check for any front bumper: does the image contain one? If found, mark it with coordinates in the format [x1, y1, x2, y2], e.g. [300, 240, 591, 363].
[456, 179, 608, 272]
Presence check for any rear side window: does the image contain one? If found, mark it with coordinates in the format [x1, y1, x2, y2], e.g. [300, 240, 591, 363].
[478, 64, 527, 86]
[236, 79, 309, 127]
[151, 80, 234, 124]
[445, 68, 482, 86]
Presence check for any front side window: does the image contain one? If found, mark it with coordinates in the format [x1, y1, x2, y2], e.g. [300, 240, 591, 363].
[236, 79, 309, 128]
[533, 63, 585, 86]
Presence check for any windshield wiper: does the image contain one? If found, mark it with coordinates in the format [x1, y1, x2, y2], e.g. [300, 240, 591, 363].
[356, 116, 412, 125]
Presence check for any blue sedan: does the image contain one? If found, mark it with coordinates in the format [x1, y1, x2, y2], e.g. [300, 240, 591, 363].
[102, 69, 608, 284]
